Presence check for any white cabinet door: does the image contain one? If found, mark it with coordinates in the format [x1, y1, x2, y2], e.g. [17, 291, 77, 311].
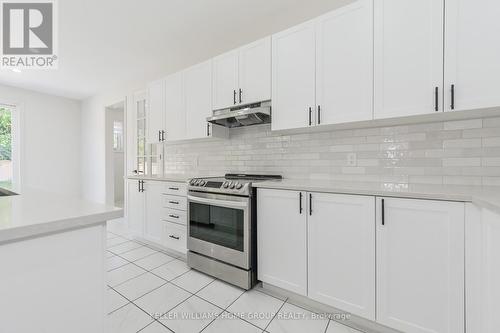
[143, 181, 163, 245]
[126, 180, 144, 237]
[444, 0, 500, 111]
[164, 72, 185, 141]
[374, 0, 444, 119]
[238, 37, 272, 105]
[257, 189, 307, 296]
[184, 60, 212, 139]
[272, 21, 316, 131]
[308, 193, 375, 320]
[147, 79, 165, 143]
[316, 0, 373, 125]
[376, 197, 464, 333]
[212, 50, 239, 110]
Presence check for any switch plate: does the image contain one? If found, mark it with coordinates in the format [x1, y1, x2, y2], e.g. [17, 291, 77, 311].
[347, 153, 357, 167]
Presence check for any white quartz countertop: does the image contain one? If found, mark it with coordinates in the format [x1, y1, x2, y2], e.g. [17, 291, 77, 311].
[127, 174, 191, 183]
[0, 188, 123, 244]
[253, 179, 500, 214]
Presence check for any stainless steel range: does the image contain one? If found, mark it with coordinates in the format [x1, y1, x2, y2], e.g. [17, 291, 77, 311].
[186, 174, 282, 289]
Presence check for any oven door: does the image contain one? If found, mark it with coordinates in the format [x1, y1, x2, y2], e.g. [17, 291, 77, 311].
[187, 191, 251, 269]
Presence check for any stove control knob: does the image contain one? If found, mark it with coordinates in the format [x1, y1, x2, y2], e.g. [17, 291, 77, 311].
[189, 179, 195, 185]
[195, 179, 202, 186]
[236, 183, 243, 190]
[230, 182, 236, 189]
[223, 181, 229, 188]
[199, 180, 206, 186]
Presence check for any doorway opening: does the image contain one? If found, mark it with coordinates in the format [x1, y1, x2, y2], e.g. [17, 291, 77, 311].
[106, 101, 126, 207]
[0, 103, 20, 192]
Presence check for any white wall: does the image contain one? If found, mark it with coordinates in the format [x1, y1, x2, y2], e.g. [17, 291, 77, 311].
[0, 84, 81, 196]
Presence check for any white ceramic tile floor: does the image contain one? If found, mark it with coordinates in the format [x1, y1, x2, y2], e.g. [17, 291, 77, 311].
[108, 255, 130, 271]
[105, 231, 367, 333]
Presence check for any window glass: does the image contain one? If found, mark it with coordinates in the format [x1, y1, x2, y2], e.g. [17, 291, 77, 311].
[0, 106, 13, 189]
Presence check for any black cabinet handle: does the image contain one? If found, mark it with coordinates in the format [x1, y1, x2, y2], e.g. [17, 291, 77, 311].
[142, 181, 145, 192]
[434, 87, 439, 112]
[381, 199, 385, 226]
[309, 193, 312, 216]
[169, 235, 180, 240]
[308, 107, 312, 126]
[299, 192, 303, 214]
[168, 214, 179, 219]
[450, 84, 455, 110]
[138, 180, 141, 192]
[158, 130, 161, 142]
[239, 88, 242, 103]
[233, 90, 237, 104]
[168, 187, 179, 191]
[207, 123, 210, 137]
[317, 105, 321, 124]
[162, 130, 165, 141]
[169, 201, 179, 204]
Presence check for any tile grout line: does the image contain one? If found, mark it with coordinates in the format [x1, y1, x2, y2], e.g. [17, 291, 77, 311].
[263, 297, 287, 332]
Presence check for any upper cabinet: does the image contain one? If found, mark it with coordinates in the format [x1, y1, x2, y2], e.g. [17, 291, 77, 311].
[184, 60, 213, 139]
[272, 0, 374, 131]
[374, 0, 444, 119]
[212, 37, 271, 110]
[272, 21, 316, 131]
[316, 0, 373, 125]
[444, 0, 500, 112]
[164, 72, 185, 141]
[146, 79, 165, 144]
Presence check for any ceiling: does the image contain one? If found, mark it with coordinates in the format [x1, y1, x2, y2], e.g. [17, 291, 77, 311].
[0, 0, 349, 100]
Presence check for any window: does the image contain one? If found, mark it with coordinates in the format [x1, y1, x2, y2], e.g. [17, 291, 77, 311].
[134, 97, 162, 176]
[0, 105, 16, 190]
[113, 121, 123, 152]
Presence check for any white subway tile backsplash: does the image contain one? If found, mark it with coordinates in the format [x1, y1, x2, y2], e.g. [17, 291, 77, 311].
[164, 117, 500, 187]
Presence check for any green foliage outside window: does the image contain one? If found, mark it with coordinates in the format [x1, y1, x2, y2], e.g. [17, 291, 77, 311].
[0, 107, 12, 161]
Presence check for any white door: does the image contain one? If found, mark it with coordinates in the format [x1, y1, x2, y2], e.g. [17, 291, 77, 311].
[376, 197, 464, 333]
[238, 36, 272, 105]
[126, 180, 144, 237]
[444, 0, 500, 111]
[143, 181, 164, 245]
[316, 0, 373, 125]
[308, 193, 375, 320]
[212, 50, 239, 110]
[164, 72, 185, 141]
[257, 189, 307, 296]
[374, 0, 444, 119]
[272, 20, 316, 131]
[147, 79, 164, 143]
[184, 60, 212, 139]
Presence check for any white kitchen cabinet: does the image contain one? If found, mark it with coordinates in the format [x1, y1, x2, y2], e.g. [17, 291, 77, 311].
[374, 0, 444, 119]
[257, 189, 308, 296]
[444, 0, 500, 112]
[212, 50, 239, 110]
[376, 197, 464, 333]
[308, 193, 375, 320]
[164, 72, 185, 141]
[238, 37, 272, 106]
[143, 181, 163, 244]
[184, 61, 213, 139]
[272, 21, 316, 131]
[126, 179, 144, 237]
[147, 79, 165, 143]
[316, 0, 373, 125]
[212, 37, 271, 110]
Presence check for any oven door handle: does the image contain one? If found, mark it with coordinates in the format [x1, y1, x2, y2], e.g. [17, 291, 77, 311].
[187, 195, 248, 209]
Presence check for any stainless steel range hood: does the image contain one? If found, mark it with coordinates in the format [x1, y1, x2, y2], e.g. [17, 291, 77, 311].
[207, 102, 271, 128]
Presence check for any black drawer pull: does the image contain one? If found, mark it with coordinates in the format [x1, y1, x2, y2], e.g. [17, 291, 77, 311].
[168, 214, 179, 219]
[169, 235, 180, 240]
[168, 187, 179, 190]
[168, 201, 179, 204]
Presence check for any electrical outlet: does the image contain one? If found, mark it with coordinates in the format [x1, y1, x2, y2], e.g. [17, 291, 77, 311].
[347, 153, 357, 167]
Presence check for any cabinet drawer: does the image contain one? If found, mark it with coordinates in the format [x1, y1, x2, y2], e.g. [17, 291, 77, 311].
[163, 182, 187, 196]
[163, 195, 187, 211]
[162, 208, 187, 225]
[163, 222, 187, 254]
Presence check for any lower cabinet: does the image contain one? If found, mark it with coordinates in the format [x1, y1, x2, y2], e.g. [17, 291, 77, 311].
[257, 188, 466, 333]
[126, 180, 144, 237]
[126, 179, 187, 254]
[257, 189, 307, 295]
[376, 197, 464, 333]
[308, 193, 375, 320]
